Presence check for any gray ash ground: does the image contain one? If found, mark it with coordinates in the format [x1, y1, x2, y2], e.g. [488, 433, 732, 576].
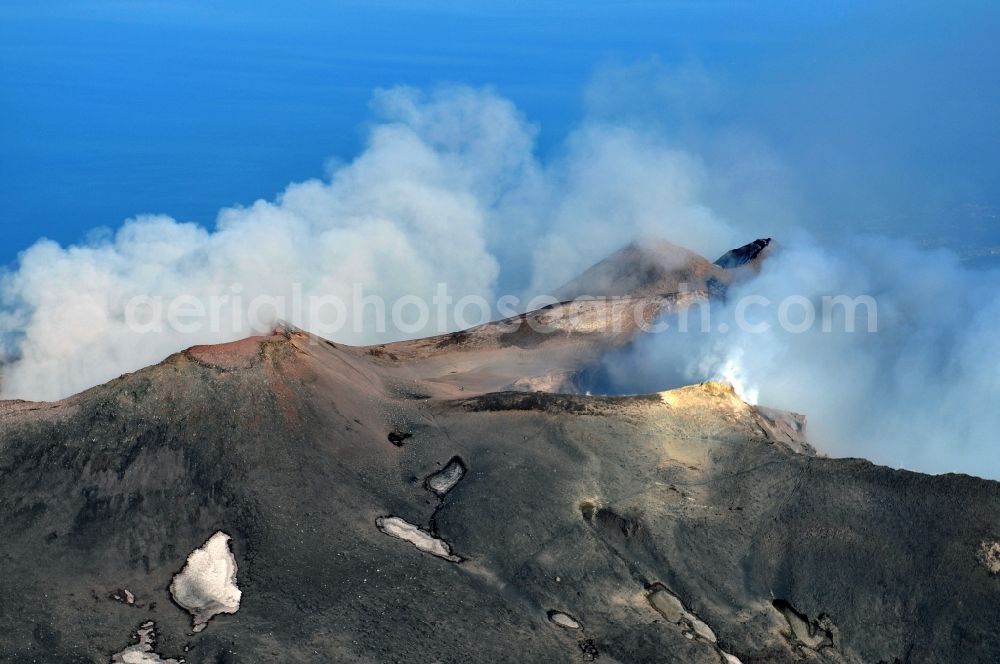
[1, 240, 999, 663]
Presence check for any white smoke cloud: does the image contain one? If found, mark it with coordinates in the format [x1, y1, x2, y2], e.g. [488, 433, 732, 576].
[0, 86, 521, 400]
[601, 234, 1000, 478]
[527, 123, 738, 293]
[0, 83, 737, 402]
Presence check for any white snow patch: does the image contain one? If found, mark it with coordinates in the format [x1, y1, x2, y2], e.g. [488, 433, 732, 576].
[111, 621, 182, 663]
[111, 588, 136, 605]
[376, 516, 461, 562]
[647, 583, 716, 643]
[721, 652, 743, 664]
[426, 458, 465, 495]
[169, 531, 241, 633]
[690, 614, 717, 642]
[548, 611, 582, 629]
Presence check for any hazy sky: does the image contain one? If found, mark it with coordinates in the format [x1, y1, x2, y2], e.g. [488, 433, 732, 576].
[2, 1, 998, 267]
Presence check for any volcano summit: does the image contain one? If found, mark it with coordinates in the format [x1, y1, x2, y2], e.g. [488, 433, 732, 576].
[1, 240, 998, 663]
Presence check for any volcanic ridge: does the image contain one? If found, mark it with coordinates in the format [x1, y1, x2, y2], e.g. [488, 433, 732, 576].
[1, 238, 999, 663]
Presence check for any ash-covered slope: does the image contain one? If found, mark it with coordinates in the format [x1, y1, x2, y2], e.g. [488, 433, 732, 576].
[369, 238, 763, 396]
[1, 241, 998, 664]
[553, 238, 727, 300]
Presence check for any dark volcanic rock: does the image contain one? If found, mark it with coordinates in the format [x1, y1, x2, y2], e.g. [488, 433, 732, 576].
[714, 237, 772, 269]
[0, 241, 998, 663]
[1, 331, 998, 663]
[387, 430, 412, 446]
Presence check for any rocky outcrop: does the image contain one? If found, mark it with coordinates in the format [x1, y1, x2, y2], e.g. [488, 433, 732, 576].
[714, 237, 772, 269]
